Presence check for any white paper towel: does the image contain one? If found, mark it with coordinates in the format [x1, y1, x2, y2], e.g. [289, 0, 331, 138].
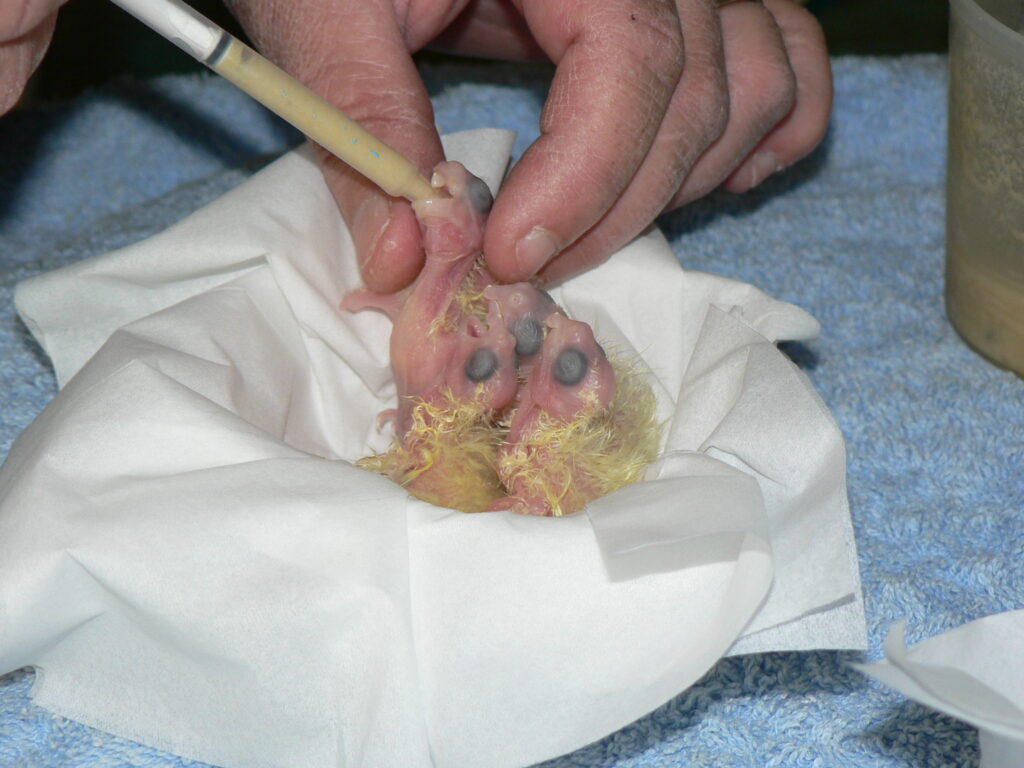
[0, 129, 865, 768]
[855, 611, 1024, 768]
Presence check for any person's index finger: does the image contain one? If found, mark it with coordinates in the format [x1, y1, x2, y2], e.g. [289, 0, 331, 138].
[483, 0, 684, 283]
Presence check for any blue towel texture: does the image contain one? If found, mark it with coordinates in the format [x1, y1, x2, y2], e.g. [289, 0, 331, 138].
[1, 54, 1022, 767]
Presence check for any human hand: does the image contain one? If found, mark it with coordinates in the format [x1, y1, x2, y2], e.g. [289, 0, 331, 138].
[482, 0, 833, 284]
[0, 1, 64, 113]
[3, 0, 829, 293]
[228, 0, 829, 292]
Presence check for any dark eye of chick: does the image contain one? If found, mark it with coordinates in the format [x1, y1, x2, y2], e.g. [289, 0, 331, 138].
[466, 176, 493, 214]
[511, 316, 544, 357]
[465, 347, 499, 382]
[552, 348, 587, 386]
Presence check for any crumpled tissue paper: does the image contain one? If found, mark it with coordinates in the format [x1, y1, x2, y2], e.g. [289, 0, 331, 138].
[856, 611, 1024, 768]
[0, 128, 865, 768]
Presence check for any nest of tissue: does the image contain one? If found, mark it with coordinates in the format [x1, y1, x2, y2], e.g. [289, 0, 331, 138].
[0, 129, 866, 768]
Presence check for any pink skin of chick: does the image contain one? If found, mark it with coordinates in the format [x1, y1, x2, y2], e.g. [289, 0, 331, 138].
[445, 301, 519, 409]
[343, 160, 517, 438]
[345, 161, 621, 517]
[483, 282, 562, 377]
[493, 312, 618, 515]
[510, 313, 616, 439]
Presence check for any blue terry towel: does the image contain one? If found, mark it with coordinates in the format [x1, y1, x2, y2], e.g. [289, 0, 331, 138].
[1, 54, 1022, 767]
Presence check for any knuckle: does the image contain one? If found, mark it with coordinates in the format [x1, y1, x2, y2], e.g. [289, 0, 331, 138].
[0, 2, 30, 40]
[625, 2, 685, 71]
[750, 60, 797, 127]
[311, 58, 436, 138]
[592, 1, 685, 92]
[346, 87, 436, 142]
[687, 68, 730, 144]
[723, 38, 797, 134]
[0, 1, 49, 42]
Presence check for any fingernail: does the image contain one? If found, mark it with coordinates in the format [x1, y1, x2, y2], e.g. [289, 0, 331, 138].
[515, 227, 560, 276]
[747, 151, 783, 189]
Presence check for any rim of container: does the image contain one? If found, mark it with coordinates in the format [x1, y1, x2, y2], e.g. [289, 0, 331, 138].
[951, 0, 1024, 62]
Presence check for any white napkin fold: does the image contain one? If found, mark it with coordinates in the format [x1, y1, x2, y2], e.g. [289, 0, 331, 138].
[855, 612, 1024, 768]
[1, 129, 864, 768]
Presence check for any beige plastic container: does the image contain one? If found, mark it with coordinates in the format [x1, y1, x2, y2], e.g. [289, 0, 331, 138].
[946, 0, 1024, 375]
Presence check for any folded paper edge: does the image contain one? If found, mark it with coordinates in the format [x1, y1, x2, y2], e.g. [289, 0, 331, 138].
[852, 617, 1024, 741]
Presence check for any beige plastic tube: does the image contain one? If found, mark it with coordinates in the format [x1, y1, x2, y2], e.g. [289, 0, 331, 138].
[208, 39, 435, 202]
[109, 0, 436, 203]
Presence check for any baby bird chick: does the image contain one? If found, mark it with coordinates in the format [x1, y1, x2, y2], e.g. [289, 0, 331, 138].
[346, 162, 660, 515]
